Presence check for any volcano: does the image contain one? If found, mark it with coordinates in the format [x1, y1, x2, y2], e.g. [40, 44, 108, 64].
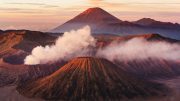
[0, 30, 58, 86]
[65, 7, 122, 24]
[17, 57, 167, 101]
[0, 30, 56, 64]
[51, 7, 138, 34]
[51, 7, 180, 40]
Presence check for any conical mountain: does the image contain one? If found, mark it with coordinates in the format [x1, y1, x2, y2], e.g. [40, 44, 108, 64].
[51, 7, 180, 40]
[17, 57, 167, 101]
[67, 7, 122, 24]
[51, 7, 125, 33]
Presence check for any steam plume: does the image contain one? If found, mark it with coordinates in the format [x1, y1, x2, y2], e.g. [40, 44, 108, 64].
[24, 26, 96, 65]
[25, 26, 180, 65]
[97, 38, 180, 61]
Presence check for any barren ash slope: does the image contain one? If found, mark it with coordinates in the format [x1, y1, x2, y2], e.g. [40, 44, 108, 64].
[96, 34, 180, 79]
[0, 29, 179, 87]
[0, 28, 179, 88]
[0, 30, 55, 53]
[0, 30, 56, 64]
[17, 57, 168, 101]
[0, 30, 63, 87]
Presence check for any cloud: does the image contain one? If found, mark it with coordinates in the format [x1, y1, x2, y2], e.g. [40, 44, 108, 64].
[87, 0, 126, 8]
[8, 2, 47, 5]
[97, 38, 180, 61]
[88, 0, 104, 4]
[24, 26, 96, 65]
[7, 3, 59, 8]
[87, 0, 180, 5]
[25, 26, 180, 65]
[0, 3, 60, 14]
[0, 7, 29, 11]
[0, 7, 43, 14]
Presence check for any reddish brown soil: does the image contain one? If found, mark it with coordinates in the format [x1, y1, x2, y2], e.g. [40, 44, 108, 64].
[17, 57, 168, 101]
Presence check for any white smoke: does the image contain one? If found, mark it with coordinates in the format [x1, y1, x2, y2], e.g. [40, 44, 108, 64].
[97, 38, 180, 61]
[25, 25, 180, 65]
[24, 26, 96, 65]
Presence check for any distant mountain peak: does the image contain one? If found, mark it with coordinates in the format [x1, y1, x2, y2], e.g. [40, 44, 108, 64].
[70, 7, 122, 23]
[81, 7, 104, 14]
[51, 8, 180, 40]
[135, 18, 157, 25]
[79, 7, 114, 18]
[51, 7, 122, 33]
[139, 18, 156, 22]
[134, 18, 180, 31]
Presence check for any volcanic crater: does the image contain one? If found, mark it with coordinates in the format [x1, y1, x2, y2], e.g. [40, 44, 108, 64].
[17, 57, 168, 101]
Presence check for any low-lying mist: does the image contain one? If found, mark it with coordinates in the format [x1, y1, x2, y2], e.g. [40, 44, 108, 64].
[97, 38, 180, 61]
[24, 26, 180, 65]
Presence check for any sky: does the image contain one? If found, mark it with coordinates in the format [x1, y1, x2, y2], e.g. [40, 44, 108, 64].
[0, 0, 180, 31]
